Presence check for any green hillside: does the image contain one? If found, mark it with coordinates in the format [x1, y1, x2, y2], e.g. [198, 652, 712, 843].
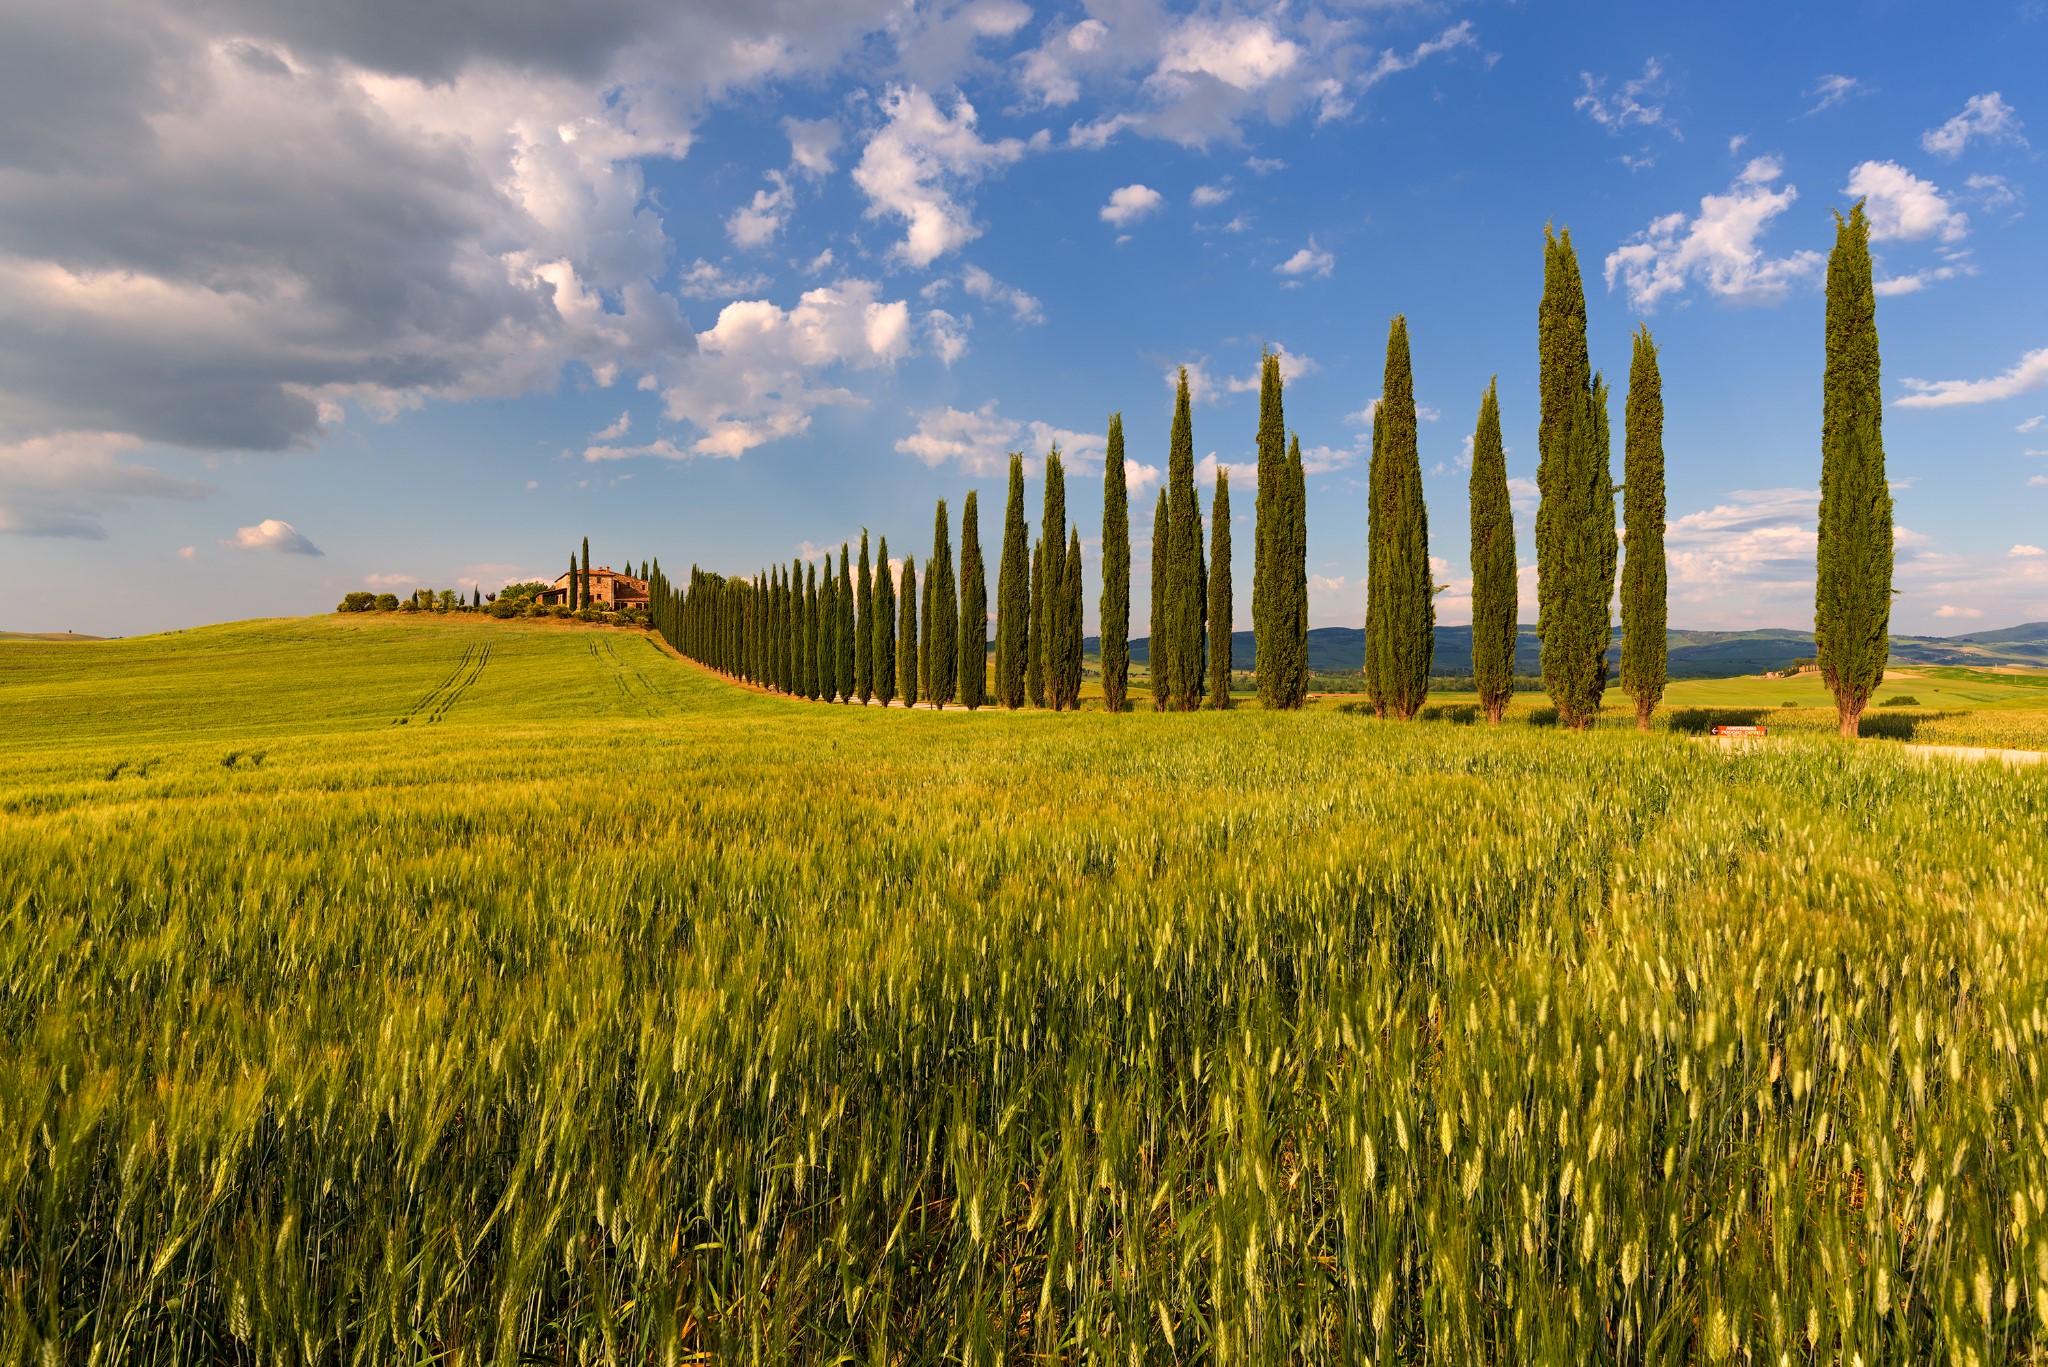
[1097, 620, 2048, 678]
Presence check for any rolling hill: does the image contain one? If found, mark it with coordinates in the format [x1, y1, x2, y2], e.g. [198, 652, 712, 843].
[1095, 621, 2048, 678]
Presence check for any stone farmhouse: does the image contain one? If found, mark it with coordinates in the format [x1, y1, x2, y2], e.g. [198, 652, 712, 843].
[539, 567, 649, 611]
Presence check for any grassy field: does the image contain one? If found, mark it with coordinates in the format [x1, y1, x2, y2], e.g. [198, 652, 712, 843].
[4, 614, 2047, 1363]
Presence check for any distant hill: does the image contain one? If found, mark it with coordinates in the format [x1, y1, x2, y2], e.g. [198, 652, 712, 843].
[0, 630, 106, 642]
[1088, 621, 2048, 679]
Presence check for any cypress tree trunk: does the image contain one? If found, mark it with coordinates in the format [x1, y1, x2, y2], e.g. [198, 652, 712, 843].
[1468, 380, 1518, 726]
[1816, 203, 1892, 740]
[1165, 368, 1205, 710]
[929, 501, 956, 705]
[856, 533, 874, 702]
[1059, 527, 1084, 708]
[958, 492, 987, 709]
[1149, 487, 1169, 710]
[1209, 469, 1233, 707]
[897, 559, 919, 707]
[1621, 328, 1668, 731]
[1100, 415, 1130, 714]
[1371, 316, 1434, 720]
[1252, 352, 1284, 708]
[874, 540, 896, 705]
[1026, 538, 1046, 708]
[1536, 227, 1616, 730]
[837, 546, 855, 702]
[996, 456, 1029, 708]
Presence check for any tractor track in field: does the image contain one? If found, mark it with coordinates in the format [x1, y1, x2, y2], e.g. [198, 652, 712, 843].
[394, 642, 493, 724]
[588, 635, 662, 712]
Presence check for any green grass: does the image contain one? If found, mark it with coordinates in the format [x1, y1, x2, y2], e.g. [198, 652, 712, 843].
[5, 615, 2048, 1363]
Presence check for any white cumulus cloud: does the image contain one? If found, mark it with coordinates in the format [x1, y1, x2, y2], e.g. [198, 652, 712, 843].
[1101, 183, 1165, 226]
[852, 85, 1031, 267]
[227, 518, 322, 555]
[1604, 157, 1824, 311]
[1922, 92, 2026, 159]
[1276, 241, 1334, 279]
[1897, 344, 2048, 409]
[1843, 161, 1968, 243]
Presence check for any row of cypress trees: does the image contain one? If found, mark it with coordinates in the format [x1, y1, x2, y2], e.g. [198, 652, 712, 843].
[654, 214, 1886, 732]
[656, 357, 1316, 713]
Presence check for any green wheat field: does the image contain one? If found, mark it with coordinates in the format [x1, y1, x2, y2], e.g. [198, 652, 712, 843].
[5, 615, 2047, 1364]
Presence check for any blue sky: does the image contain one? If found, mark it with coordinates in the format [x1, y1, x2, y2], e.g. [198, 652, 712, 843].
[2, 0, 2044, 637]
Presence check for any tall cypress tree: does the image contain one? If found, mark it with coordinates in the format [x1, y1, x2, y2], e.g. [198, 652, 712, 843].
[777, 566, 793, 693]
[1816, 203, 1892, 739]
[1469, 380, 1518, 726]
[1149, 487, 1169, 710]
[580, 537, 591, 613]
[1368, 316, 1434, 720]
[1620, 328, 1668, 731]
[897, 559, 920, 707]
[856, 532, 874, 702]
[995, 455, 1029, 708]
[874, 540, 897, 705]
[1100, 415, 1131, 713]
[1164, 367, 1206, 710]
[929, 501, 957, 705]
[1252, 351, 1286, 707]
[1209, 469, 1233, 707]
[1036, 448, 1068, 709]
[1280, 433, 1309, 708]
[837, 546, 855, 703]
[819, 561, 838, 701]
[1025, 539, 1045, 707]
[1058, 526, 1084, 708]
[920, 558, 935, 703]
[809, 562, 825, 700]
[958, 492, 987, 709]
[568, 553, 580, 611]
[1536, 227, 1616, 729]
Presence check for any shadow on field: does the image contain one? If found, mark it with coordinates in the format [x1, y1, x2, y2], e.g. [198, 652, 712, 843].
[1859, 710, 1958, 741]
[1667, 707, 1769, 734]
[1419, 703, 1481, 725]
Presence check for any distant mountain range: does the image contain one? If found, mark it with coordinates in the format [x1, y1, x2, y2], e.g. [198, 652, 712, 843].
[1087, 621, 2048, 678]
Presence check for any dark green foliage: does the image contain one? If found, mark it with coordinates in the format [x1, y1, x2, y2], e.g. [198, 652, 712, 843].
[1279, 434, 1309, 708]
[1149, 487, 1169, 710]
[818, 562, 837, 701]
[837, 547, 855, 703]
[806, 561, 823, 700]
[1025, 538, 1045, 708]
[581, 538, 591, 613]
[568, 554, 580, 611]
[1251, 351, 1297, 709]
[1099, 415, 1131, 713]
[897, 559, 919, 707]
[1620, 328, 1668, 730]
[873, 540, 896, 706]
[855, 533, 874, 703]
[1468, 380, 1518, 726]
[1365, 316, 1434, 720]
[928, 501, 957, 705]
[958, 493, 987, 709]
[1208, 469, 1233, 708]
[1162, 368, 1207, 710]
[1057, 526, 1084, 708]
[920, 559, 935, 703]
[995, 455, 1029, 708]
[1037, 448, 1068, 709]
[1816, 203, 1893, 738]
[1535, 227, 1616, 730]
